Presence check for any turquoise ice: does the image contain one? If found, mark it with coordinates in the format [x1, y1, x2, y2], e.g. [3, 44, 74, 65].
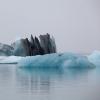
[88, 51, 100, 67]
[18, 53, 95, 68]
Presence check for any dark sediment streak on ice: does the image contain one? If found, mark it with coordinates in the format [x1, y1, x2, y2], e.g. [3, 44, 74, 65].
[0, 33, 57, 56]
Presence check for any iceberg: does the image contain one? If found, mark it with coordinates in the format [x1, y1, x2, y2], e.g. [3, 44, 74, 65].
[0, 43, 13, 56]
[88, 51, 100, 66]
[11, 33, 57, 56]
[0, 33, 56, 56]
[0, 52, 96, 69]
[18, 53, 95, 68]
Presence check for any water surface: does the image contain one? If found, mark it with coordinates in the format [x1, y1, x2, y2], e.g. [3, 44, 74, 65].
[0, 64, 99, 100]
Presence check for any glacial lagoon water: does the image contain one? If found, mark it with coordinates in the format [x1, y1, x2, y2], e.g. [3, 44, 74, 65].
[0, 64, 99, 100]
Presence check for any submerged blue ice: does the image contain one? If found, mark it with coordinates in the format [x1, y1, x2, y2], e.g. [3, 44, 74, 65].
[18, 53, 95, 68]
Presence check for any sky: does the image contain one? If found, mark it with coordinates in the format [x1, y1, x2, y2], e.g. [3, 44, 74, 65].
[0, 0, 100, 53]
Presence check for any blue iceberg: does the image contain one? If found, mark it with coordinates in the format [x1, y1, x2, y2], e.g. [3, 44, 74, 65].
[88, 51, 100, 67]
[18, 53, 95, 68]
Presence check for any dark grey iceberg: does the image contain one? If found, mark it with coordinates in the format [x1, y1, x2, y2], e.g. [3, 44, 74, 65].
[0, 43, 14, 56]
[0, 33, 57, 56]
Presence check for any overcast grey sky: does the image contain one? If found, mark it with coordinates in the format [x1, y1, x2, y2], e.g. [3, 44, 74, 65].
[0, 0, 100, 53]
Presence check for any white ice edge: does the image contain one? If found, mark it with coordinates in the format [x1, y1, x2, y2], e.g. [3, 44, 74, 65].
[0, 56, 22, 64]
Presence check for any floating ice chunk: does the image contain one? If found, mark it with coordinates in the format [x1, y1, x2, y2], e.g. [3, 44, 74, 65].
[88, 51, 100, 66]
[18, 53, 95, 68]
[0, 56, 22, 64]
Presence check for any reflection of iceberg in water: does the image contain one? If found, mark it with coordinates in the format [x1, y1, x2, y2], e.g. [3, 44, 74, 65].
[16, 67, 63, 94]
[0, 65, 12, 82]
[15, 67, 93, 94]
